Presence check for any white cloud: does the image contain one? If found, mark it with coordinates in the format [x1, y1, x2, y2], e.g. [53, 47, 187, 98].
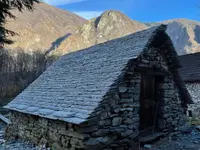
[43, 0, 86, 6]
[73, 11, 104, 20]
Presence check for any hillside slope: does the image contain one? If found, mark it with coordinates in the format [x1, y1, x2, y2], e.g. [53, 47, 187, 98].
[145, 19, 200, 55]
[165, 19, 200, 55]
[4, 2, 87, 53]
[47, 10, 148, 62]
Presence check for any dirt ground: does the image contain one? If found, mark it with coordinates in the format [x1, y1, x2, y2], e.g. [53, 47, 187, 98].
[146, 125, 200, 150]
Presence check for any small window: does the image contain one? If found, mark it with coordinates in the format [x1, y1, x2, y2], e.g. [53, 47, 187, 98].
[188, 110, 192, 117]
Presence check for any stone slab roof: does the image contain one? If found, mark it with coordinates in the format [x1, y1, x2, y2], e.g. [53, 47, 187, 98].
[179, 52, 200, 82]
[5, 25, 173, 124]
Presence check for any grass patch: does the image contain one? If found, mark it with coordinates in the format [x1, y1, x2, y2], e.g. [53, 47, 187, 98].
[188, 117, 200, 125]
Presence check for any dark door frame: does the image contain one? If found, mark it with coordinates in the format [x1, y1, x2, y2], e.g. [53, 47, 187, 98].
[139, 74, 164, 135]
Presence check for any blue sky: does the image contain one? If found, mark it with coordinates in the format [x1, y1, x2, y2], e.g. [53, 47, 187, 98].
[43, 0, 200, 22]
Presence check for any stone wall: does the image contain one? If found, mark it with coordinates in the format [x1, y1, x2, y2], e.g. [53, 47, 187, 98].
[83, 72, 142, 150]
[81, 47, 186, 150]
[161, 76, 186, 131]
[186, 83, 200, 117]
[6, 111, 88, 150]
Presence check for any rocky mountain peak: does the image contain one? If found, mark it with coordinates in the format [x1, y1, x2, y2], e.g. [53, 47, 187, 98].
[96, 10, 127, 24]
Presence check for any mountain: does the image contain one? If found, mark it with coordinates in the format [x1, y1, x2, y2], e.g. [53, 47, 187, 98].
[165, 19, 200, 55]
[47, 11, 200, 66]
[4, 2, 87, 53]
[144, 19, 200, 55]
[48, 10, 200, 64]
[46, 10, 148, 64]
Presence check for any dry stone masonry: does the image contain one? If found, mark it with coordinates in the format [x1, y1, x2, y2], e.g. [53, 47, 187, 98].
[6, 111, 87, 150]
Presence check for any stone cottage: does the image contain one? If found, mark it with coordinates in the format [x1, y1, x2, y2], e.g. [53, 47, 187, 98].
[179, 52, 200, 117]
[4, 25, 192, 150]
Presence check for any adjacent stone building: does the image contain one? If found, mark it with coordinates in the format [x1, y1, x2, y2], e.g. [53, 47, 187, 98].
[179, 52, 200, 117]
[4, 25, 192, 150]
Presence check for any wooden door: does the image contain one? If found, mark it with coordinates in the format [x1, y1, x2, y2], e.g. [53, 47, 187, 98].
[139, 74, 157, 132]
